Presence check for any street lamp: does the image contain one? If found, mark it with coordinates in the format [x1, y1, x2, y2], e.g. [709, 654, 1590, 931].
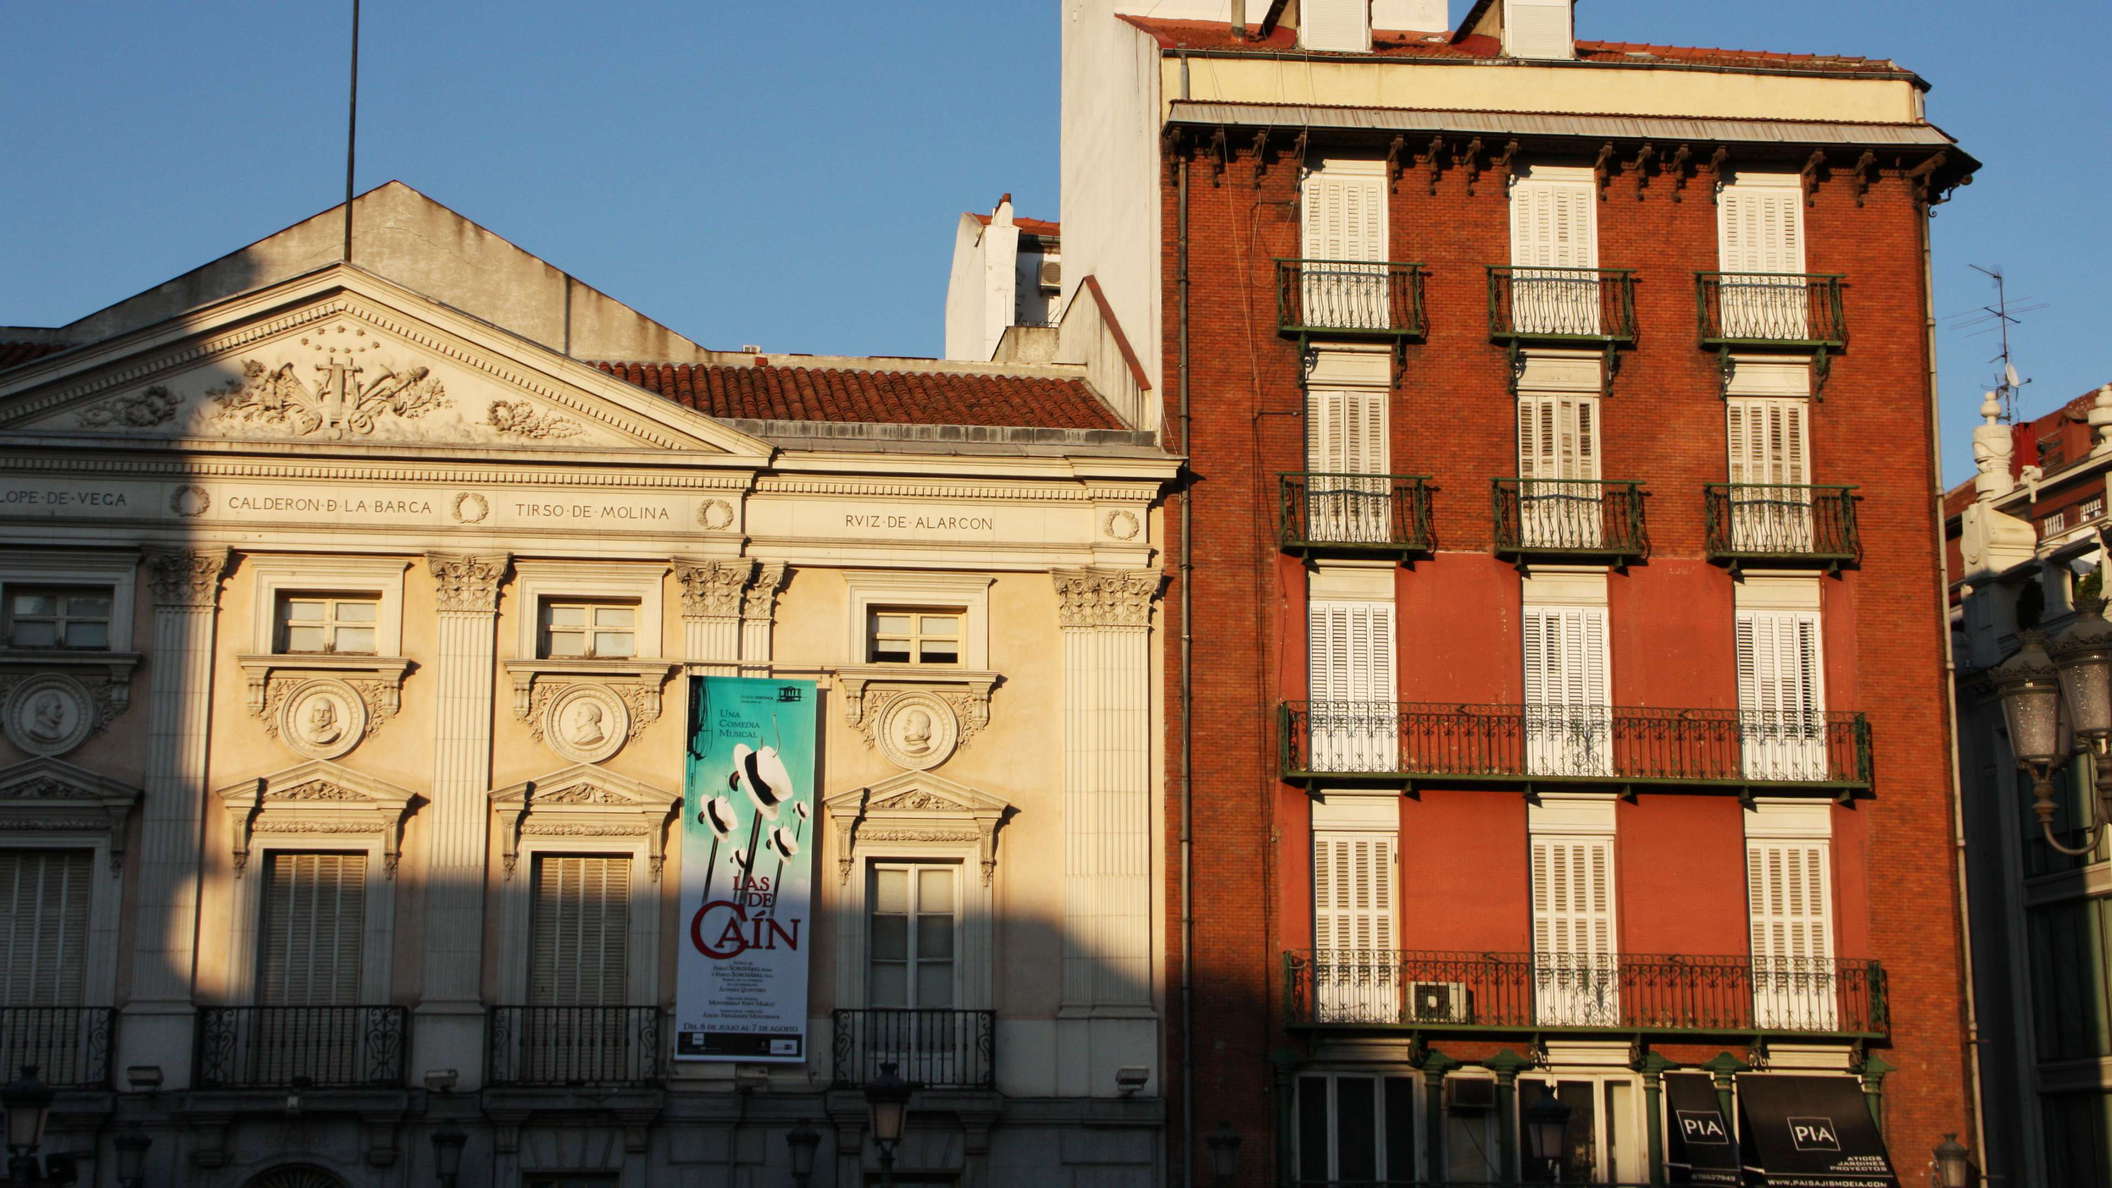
[4, 1065, 53, 1188]
[430, 1125, 466, 1188]
[1932, 1134, 1972, 1188]
[112, 1128, 150, 1188]
[1995, 612, 2112, 854]
[863, 1062, 910, 1188]
[785, 1121, 820, 1188]
[1523, 1092, 1573, 1184]
[1203, 1122, 1240, 1187]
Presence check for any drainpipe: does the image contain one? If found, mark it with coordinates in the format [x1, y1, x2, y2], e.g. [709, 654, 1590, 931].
[1177, 147, 1198, 1188]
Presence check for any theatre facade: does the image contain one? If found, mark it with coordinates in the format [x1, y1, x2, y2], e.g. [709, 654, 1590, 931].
[0, 183, 1175, 1187]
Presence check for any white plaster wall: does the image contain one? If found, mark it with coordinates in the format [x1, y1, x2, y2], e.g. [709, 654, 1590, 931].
[943, 213, 991, 361]
[1061, 2, 1166, 393]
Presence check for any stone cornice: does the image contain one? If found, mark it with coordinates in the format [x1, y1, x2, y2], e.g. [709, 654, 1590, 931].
[0, 451, 755, 489]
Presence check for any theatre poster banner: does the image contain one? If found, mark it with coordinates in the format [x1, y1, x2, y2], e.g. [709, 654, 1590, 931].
[676, 675, 819, 1062]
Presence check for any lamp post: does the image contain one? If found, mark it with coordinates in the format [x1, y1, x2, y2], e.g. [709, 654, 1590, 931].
[112, 1128, 150, 1188]
[1993, 609, 2112, 855]
[1523, 1092, 1573, 1184]
[1203, 1122, 1240, 1187]
[785, 1120, 820, 1188]
[1932, 1134, 1973, 1188]
[863, 1062, 910, 1188]
[4, 1065, 53, 1188]
[430, 1125, 466, 1188]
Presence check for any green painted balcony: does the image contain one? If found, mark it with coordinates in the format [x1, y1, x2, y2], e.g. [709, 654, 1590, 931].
[1279, 473, 1436, 558]
[1492, 478, 1649, 565]
[1696, 273, 1847, 350]
[1704, 483, 1860, 570]
[1277, 259, 1428, 340]
[1486, 267, 1638, 345]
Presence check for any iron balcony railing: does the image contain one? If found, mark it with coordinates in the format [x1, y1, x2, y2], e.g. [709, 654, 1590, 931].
[1704, 483, 1860, 567]
[488, 1005, 662, 1087]
[1277, 260, 1428, 339]
[194, 1005, 408, 1089]
[832, 1008, 995, 1090]
[1280, 473, 1436, 556]
[1279, 701, 1872, 791]
[1492, 478, 1649, 562]
[1285, 950, 1886, 1038]
[1487, 267, 1638, 343]
[1696, 272, 1847, 349]
[0, 1007, 115, 1090]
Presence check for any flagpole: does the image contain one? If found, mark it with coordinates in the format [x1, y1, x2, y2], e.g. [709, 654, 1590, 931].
[344, 0, 361, 262]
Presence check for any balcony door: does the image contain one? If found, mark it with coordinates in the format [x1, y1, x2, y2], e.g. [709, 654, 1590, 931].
[1300, 161, 1389, 330]
[1523, 606, 1611, 777]
[1308, 386, 1390, 543]
[1726, 398, 1812, 551]
[1312, 832, 1399, 1023]
[1310, 599, 1398, 772]
[1747, 840, 1837, 1029]
[1518, 393, 1602, 549]
[0, 849, 93, 1085]
[525, 854, 634, 1083]
[1510, 175, 1599, 335]
[1735, 610, 1826, 781]
[250, 852, 367, 1085]
[1531, 837, 1619, 1027]
[866, 861, 961, 1085]
[1718, 178, 1808, 339]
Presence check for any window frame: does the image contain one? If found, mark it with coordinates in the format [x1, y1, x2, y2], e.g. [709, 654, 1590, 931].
[274, 591, 383, 657]
[842, 572, 992, 671]
[538, 597, 643, 661]
[865, 607, 965, 667]
[228, 840, 395, 1005]
[0, 551, 137, 655]
[246, 556, 407, 659]
[509, 561, 667, 664]
[864, 859, 964, 1010]
[2, 586, 116, 652]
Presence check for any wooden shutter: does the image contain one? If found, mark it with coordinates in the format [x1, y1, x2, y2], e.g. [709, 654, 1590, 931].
[1523, 607, 1609, 709]
[1510, 180, 1597, 269]
[258, 852, 365, 1005]
[1301, 0, 1372, 53]
[1310, 601, 1396, 703]
[1747, 841, 1833, 964]
[1530, 837, 1615, 960]
[1726, 399, 1809, 486]
[1302, 169, 1387, 263]
[531, 855, 631, 1006]
[1735, 612, 1823, 718]
[1309, 388, 1388, 474]
[0, 849, 92, 1005]
[1314, 833, 1397, 954]
[1517, 395, 1599, 480]
[1719, 185, 1806, 275]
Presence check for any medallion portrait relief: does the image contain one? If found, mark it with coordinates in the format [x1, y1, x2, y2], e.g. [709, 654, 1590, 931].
[873, 691, 960, 771]
[4, 675, 95, 757]
[275, 678, 369, 761]
[543, 684, 630, 764]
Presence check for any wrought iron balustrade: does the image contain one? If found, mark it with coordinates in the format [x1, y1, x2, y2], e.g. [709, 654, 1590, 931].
[1279, 700, 1872, 791]
[487, 1005, 662, 1087]
[1284, 949, 1886, 1038]
[1487, 267, 1638, 343]
[0, 1007, 114, 1089]
[1491, 478, 1648, 562]
[831, 1008, 994, 1090]
[194, 1005, 407, 1089]
[1277, 260, 1427, 338]
[1696, 272, 1846, 348]
[1704, 483, 1859, 567]
[1280, 473, 1435, 556]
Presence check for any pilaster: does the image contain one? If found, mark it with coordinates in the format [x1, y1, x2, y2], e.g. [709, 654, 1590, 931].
[675, 557, 750, 676]
[738, 562, 788, 676]
[122, 548, 228, 1086]
[418, 551, 509, 1088]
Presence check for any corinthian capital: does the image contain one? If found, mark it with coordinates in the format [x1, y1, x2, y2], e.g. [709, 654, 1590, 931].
[146, 548, 230, 609]
[1052, 568, 1160, 629]
[427, 552, 510, 613]
[674, 557, 753, 618]
[742, 562, 788, 619]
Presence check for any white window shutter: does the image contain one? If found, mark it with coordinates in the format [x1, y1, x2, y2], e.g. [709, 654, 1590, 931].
[1511, 181, 1597, 270]
[1738, 610, 1827, 779]
[0, 849, 92, 1005]
[1531, 835, 1618, 1025]
[259, 852, 366, 1005]
[1727, 399, 1809, 486]
[1719, 186, 1806, 276]
[532, 854, 631, 1006]
[1309, 388, 1388, 475]
[1517, 395, 1599, 480]
[1302, 171, 1386, 262]
[1313, 831, 1398, 1022]
[1747, 840, 1836, 1028]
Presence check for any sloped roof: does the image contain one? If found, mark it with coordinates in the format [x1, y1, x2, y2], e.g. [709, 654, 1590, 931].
[0, 341, 71, 371]
[594, 360, 1120, 430]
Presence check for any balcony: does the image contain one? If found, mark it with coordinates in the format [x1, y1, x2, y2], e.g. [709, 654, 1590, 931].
[1285, 950, 1887, 1039]
[831, 1008, 995, 1091]
[1276, 259, 1427, 341]
[1704, 484, 1860, 570]
[1486, 267, 1638, 345]
[487, 1005, 662, 1087]
[194, 1005, 408, 1089]
[1279, 473, 1435, 558]
[1278, 701, 1873, 793]
[1696, 273, 1847, 350]
[0, 1007, 114, 1090]
[1492, 478, 1649, 564]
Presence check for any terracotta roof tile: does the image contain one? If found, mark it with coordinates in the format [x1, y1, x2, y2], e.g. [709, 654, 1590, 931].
[0, 341, 72, 370]
[594, 360, 1120, 431]
[970, 212, 1061, 238]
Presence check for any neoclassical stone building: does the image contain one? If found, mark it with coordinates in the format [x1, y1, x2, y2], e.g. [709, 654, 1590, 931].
[0, 183, 1174, 1187]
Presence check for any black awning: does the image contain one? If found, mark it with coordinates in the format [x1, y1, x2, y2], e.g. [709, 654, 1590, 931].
[1664, 1072, 1740, 1185]
[1738, 1075, 1898, 1187]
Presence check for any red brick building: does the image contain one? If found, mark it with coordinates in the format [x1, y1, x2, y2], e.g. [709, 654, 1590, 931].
[1053, 2, 1983, 1183]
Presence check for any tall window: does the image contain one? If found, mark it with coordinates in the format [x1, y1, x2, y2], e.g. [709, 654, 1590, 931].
[276, 594, 379, 655]
[1296, 1073, 1417, 1185]
[1522, 605, 1611, 777]
[1307, 386, 1390, 543]
[1312, 832, 1398, 1023]
[1517, 393, 1602, 549]
[1531, 836, 1618, 1027]
[538, 601, 638, 660]
[3, 588, 112, 650]
[1300, 160, 1389, 329]
[1509, 173, 1599, 335]
[867, 610, 963, 665]
[0, 849, 92, 1006]
[1309, 600, 1398, 771]
[531, 855, 630, 1006]
[1718, 176, 1809, 338]
[868, 862, 957, 1010]
[1726, 398, 1812, 551]
[1735, 610, 1825, 780]
[258, 852, 366, 1005]
[1747, 839, 1837, 1029]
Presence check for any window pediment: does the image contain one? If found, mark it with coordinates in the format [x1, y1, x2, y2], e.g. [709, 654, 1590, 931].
[488, 763, 680, 881]
[214, 759, 417, 879]
[0, 755, 141, 869]
[823, 770, 1014, 886]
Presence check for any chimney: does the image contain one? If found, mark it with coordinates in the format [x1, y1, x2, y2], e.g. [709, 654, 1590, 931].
[1500, 0, 1576, 60]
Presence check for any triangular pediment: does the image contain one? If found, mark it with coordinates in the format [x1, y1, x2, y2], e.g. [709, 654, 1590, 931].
[214, 757, 417, 810]
[490, 763, 677, 809]
[0, 755, 140, 807]
[0, 266, 770, 458]
[826, 769, 1013, 818]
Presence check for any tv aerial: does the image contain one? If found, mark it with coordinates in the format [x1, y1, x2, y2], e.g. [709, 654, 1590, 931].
[1954, 264, 2043, 423]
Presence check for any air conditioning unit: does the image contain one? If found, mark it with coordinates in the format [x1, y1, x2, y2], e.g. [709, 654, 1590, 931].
[1444, 1076, 1497, 1114]
[1408, 980, 1472, 1024]
[1037, 259, 1062, 293]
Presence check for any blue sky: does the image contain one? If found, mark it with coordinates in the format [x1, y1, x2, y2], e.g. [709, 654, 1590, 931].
[3, 1, 2102, 481]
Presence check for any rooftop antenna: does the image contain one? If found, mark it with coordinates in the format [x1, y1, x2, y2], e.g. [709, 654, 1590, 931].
[343, 0, 361, 263]
[1969, 264, 2031, 423]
